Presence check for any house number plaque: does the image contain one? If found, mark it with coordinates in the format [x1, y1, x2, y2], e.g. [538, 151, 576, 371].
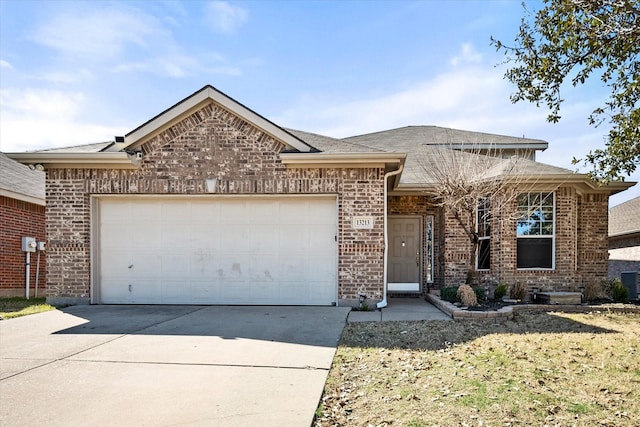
[352, 216, 375, 229]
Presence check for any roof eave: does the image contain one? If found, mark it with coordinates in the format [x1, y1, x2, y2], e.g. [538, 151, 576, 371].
[0, 188, 45, 206]
[280, 152, 406, 169]
[5, 152, 139, 169]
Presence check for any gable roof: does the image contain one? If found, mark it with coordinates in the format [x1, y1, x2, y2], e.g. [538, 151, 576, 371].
[0, 152, 45, 205]
[609, 197, 640, 237]
[122, 85, 315, 153]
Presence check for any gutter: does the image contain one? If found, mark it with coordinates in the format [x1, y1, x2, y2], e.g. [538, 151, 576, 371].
[377, 163, 404, 309]
[5, 152, 139, 169]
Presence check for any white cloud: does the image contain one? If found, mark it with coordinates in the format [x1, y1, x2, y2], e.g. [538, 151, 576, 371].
[204, 1, 248, 34]
[0, 89, 125, 152]
[275, 64, 545, 139]
[0, 59, 13, 69]
[32, 8, 161, 62]
[450, 43, 483, 66]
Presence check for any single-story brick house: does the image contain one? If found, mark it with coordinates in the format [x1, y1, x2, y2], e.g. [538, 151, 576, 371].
[608, 196, 640, 279]
[0, 152, 46, 297]
[7, 85, 635, 307]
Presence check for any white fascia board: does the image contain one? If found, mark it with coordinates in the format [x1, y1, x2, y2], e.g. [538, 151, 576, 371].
[124, 86, 313, 153]
[0, 188, 45, 206]
[281, 152, 406, 168]
[5, 152, 138, 169]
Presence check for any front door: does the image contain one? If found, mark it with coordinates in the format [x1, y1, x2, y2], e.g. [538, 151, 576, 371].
[388, 216, 421, 292]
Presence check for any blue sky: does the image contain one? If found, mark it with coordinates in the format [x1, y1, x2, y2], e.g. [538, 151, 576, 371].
[1, 0, 637, 206]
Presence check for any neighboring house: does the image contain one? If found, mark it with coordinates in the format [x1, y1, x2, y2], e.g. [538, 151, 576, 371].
[7, 85, 635, 307]
[0, 152, 46, 297]
[608, 197, 640, 279]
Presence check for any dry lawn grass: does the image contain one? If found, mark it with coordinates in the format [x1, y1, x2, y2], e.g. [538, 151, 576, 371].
[315, 310, 640, 427]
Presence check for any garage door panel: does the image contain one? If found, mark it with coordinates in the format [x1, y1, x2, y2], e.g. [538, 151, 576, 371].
[131, 222, 161, 248]
[133, 200, 161, 218]
[190, 249, 219, 277]
[100, 222, 133, 249]
[100, 251, 132, 277]
[161, 280, 191, 303]
[130, 280, 161, 303]
[219, 225, 249, 252]
[219, 201, 248, 223]
[129, 254, 162, 277]
[307, 200, 337, 223]
[98, 197, 337, 305]
[161, 226, 191, 250]
[100, 280, 132, 303]
[161, 254, 191, 277]
[249, 200, 279, 223]
[192, 280, 222, 301]
[249, 227, 279, 253]
[190, 201, 219, 222]
[280, 226, 309, 253]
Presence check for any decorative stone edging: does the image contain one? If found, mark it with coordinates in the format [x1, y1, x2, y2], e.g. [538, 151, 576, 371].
[425, 293, 640, 322]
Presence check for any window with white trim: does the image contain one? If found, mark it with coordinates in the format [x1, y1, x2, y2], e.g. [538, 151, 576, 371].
[476, 197, 490, 270]
[516, 192, 555, 269]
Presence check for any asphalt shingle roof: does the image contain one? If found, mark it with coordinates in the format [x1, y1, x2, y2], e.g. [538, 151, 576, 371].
[609, 197, 640, 237]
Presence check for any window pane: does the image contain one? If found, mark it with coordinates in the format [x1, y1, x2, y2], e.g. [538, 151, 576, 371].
[541, 192, 554, 207]
[530, 209, 543, 221]
[517, 238, 552, 268]
[517, 221, 532, 235]
[542, 207, 554, 221]
[478, 239, 490, 270]
[542, 222, 554, 235]
[531, 193, 541, 206]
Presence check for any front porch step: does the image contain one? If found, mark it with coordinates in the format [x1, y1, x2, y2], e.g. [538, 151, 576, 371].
[536, 292, 581, 305]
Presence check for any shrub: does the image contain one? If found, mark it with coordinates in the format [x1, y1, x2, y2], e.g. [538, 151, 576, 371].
[509, 282, 527, 301]
[494, 282, 508, 301]
[457, 284, 478, 307]
[473, 287, 487, 302]
[611, 281, 629, 303]
[440, 286, 459, 303]
[601, 278, 621, 299]
[583, 281, 602, 302]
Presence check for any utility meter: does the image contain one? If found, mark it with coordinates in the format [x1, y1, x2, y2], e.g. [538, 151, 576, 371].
[21, 237, 36, 252]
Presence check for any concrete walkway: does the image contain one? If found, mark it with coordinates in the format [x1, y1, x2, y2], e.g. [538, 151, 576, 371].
[0, 305, 350, 427]
[347, 297, 451, 322]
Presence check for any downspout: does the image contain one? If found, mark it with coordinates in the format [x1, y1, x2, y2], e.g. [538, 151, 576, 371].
[377, 163, 404, 309]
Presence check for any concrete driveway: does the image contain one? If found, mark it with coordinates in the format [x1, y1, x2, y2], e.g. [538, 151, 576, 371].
[0, 305, 350, 427]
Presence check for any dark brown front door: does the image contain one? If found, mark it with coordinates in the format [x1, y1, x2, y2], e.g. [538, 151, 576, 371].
[388, 216, 420, 291]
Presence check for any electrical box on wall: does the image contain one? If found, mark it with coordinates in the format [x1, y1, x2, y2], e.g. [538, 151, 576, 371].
[37, 241, 46, 251]
[21, 237, 36, 252]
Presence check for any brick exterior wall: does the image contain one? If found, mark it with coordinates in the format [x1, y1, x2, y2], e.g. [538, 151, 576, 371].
[45, 101, 385, 305]
[387, 187, 611, 294]
[0, 196, 46, 297]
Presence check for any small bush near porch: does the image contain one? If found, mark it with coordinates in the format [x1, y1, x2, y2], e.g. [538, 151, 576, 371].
[315, 311, 640, 426]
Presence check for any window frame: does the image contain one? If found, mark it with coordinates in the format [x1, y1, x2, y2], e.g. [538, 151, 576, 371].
[516, 192, 556, 270]
[476, 197, 491, 271]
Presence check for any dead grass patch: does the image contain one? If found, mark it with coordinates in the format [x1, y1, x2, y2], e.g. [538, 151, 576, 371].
[315, 311, 640, 426]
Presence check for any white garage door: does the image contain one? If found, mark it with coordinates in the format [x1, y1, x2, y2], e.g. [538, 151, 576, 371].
[96, 196, 337, 305]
